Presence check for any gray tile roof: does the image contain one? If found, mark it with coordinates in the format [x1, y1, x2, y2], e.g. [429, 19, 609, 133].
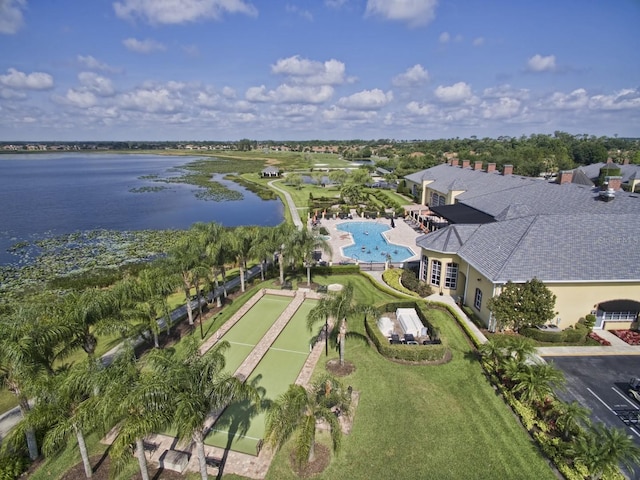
[577, 162, 640, 184]
[416, 225, 479, 253]
[421, 214, 640, 283]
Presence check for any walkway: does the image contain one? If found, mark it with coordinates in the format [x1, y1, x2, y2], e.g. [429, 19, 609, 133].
[267, 179, 303, 229]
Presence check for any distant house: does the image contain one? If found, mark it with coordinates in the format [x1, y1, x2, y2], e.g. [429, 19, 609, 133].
[405, 160, 640, 332]
[261, 166, 281, 177]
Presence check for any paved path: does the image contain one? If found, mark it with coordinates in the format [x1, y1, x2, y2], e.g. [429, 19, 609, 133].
[267, 179, 303, 229]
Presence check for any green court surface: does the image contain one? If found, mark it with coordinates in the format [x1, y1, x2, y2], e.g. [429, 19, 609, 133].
[218, 294, 292, 374]
[205, 299, 319, 455]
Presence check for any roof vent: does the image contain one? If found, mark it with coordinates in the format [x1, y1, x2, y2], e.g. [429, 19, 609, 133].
[599, 186, 616, 202]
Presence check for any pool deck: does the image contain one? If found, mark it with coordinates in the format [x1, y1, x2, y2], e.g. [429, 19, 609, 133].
[316, 216, 421, 264]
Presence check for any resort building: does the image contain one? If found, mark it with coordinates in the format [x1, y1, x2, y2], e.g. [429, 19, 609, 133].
[404, 161, 640, 331]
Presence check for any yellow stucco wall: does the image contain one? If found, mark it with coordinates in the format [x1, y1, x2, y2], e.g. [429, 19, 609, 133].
[419, 247, 640, 330]
[546, 282, 640, 330]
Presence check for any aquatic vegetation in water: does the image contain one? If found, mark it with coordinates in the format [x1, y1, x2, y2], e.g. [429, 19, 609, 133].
[129, 186, 168, 193]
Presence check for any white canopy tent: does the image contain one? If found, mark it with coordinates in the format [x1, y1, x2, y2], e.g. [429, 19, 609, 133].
[396, 308, 424, 337]
[377, 316, 394, 337]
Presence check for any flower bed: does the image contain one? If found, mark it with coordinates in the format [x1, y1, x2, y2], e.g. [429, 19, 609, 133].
[587, 332, 611, 346]
[611, 329, 640, 345]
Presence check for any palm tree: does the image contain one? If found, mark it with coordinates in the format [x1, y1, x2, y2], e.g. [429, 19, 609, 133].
[504, 336, 536, 365]
[293, 227, 332, 287]
[307, 283, 376, 365]
[227, 225, 256, 293]
[0, 300, 68, 460]
[478, 338, 506, 370]
[554, 400, 590, 441]
[570, 422, 640, 479]
[119, 265, 177, 348]
[248, 226, 278, 282]
[27, 359, 103, 478]
[273, 223, 297, 285]
[512, 363, 565, 405]
[146, 337, 258, 480]
[101, 346, 173, 480]
[264, 376, 349, 466]
[192, 221, 227, 306]
[167, 240, 203, 326]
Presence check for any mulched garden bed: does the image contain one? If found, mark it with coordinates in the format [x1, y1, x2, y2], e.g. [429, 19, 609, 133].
[326, 359, 355, 377]
[611, 329, 640, 345]
[290, 443, 330, 478]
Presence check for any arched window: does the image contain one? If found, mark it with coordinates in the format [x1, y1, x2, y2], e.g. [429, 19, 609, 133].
[444, 262, 458, 289]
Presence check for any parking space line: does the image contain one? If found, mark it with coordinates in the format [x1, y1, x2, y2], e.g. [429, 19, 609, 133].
[588, 387, 615, 413]
[612, 386, 639, 410]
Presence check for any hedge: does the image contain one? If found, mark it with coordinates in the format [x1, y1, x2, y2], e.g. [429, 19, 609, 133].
[365, 301, 450, 363]
[520, 325, 588, 343]
[311, 264, 361, 276]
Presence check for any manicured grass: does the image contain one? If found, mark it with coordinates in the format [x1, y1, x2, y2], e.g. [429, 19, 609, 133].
[264, 286, 556, 480]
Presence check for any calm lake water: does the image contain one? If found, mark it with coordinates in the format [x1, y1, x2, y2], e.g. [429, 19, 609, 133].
[0, 153, 283, 266]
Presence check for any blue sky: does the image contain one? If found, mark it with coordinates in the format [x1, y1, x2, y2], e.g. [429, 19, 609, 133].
[0, 0, 638, 141]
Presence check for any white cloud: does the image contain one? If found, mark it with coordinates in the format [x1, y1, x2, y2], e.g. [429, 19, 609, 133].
[527, 54, 556, 72]
[480, 97, 521, 119]
[271, 56, 349, 85]
[438, 32, 450, 43]
[546, 88, 589, 110]
[322, 105, 377, 122]
[324, 0, 348, 8]
[78, 72, 115, 96]
[0, 68, 54, 90]
[114, 0, 258, 24]
[589, 88, 640, 110]
[222, 86, 236, 98]
[406, 101, 435, 116]
[77, 55, 119, 72]
[392, 64, 430, 87]
[434, 82, 472, 103]
[245, 84, 334, 104]
[285, 4, 313, 21]
[0, 0, 26, 34]
[61, 89, 98, 108]
[482, 84, 530, 101]
[337, 89, 393, 110]
[365, 0, 438, 27]
[472, 37, 484, 46]
[117, 86, 184, 113]
[123, 37, 166, 53]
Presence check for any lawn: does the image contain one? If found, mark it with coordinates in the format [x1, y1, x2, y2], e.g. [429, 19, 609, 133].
[19, 273, 555, 480]
[264, 279, 556, 480]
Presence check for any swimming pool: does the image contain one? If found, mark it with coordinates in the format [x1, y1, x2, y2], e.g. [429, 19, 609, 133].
[338, 222, 415, 263]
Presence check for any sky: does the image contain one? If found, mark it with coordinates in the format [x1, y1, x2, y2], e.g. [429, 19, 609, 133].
[0, 0, 638, 142]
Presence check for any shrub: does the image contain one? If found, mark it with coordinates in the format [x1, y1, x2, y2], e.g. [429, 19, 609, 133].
[319, 226, 329, 235]
[0, 454, 29, 480]
[583, 314, 596, 331]
[400, 269, 433, 297]
[382, 268, 420, 297]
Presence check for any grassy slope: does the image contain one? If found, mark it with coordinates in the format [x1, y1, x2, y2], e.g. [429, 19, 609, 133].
[264, 277, 555, 480]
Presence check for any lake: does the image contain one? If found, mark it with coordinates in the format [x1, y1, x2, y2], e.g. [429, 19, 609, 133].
[0, 153, 284, 266]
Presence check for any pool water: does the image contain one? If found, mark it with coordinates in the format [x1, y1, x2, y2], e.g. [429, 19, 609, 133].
[338, 222, 415, 263]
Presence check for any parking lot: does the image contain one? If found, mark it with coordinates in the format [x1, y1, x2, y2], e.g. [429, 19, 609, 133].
[546, 355, 640, 478]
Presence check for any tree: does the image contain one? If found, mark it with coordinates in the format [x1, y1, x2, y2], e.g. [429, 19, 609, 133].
[28, 359, 103, 478]
[286, 172, 303, 189]
[273, 223, 298, 285]
[167, 240, 204, 326]
[146, 337, 258, 480]
[570, 423, 640, 479]
[292, 228, 332, 286]
[102, 347, 173, 480]
[487, 279, 556, 331]
[120, 264, 176, 348]
[554, 400, 590, 441]
[307, 283, 376, 365]
[0, 300, 69, 460]
[264, 376, 349, 466]
[228, 226, 256, 293]
[512, 363, 565, 405]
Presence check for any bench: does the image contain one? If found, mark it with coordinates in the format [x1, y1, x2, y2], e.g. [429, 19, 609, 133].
[206, 457, 223, 469]
[316, 285, 328, 293]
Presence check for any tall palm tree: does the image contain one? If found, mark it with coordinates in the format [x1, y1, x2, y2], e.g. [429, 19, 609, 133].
[119, 265, 177, 348]
[227, 226, 257, 293]
[101, 346, 173, 480]
[512, 363, 565, 405]
[307, 283, 376, 365]
[264, 375, 350, 466]
[554, 400, 590, 441]
[0, 300, 68, 460]
[167, 240, 205, 326]
[146, 337, 258, 480]
[248, 226, 278, 282]
[27, 359, 103, 478]
[570, 422, 640, 479]
[192, 221, 227, 306]
[273, 223, 297, 285]
[293, 227, 332, 287]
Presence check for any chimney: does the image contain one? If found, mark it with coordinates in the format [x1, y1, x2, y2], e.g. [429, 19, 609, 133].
[461, 159, 470, 169]
[557, 170, 573, 185]
[502, 164, 513, 176]
[486, 163, 496, 173]
[451, 159, 459, 167]
[473, 160, 483, 171]
[604, 176, 623, 191]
